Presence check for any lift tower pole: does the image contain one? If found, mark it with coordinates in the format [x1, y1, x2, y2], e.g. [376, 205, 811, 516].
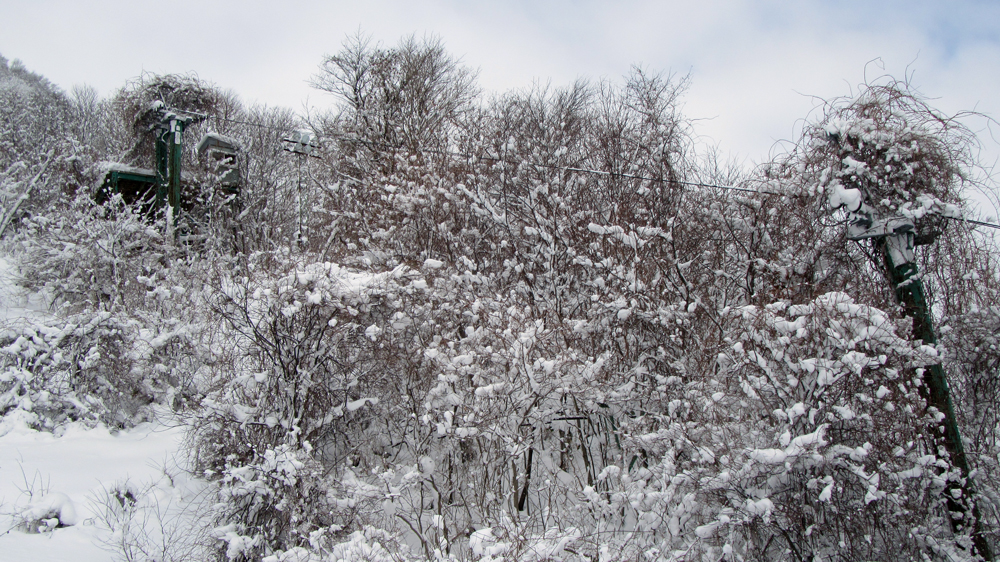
[847, 204, 993, 561]
[149, 102, 206, 221]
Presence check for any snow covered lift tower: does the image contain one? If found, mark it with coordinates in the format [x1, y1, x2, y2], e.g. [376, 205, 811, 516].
[97, 102, 209, 219]
[844, 200, 994, 561]
[151, 102, 206, 214]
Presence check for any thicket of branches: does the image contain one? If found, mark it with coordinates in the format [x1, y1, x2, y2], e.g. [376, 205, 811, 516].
[2, 36, 1000, 562]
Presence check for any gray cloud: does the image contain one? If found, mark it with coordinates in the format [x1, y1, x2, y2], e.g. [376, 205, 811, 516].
[1, 0, 997, 168]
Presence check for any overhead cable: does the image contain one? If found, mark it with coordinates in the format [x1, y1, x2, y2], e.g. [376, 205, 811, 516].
[209, 115, 1000, 230]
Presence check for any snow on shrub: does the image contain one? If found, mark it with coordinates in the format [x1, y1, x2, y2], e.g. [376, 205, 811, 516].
[16, 491, 79, 533]
[192, 257, 421, 560]
[0, 311, 147, 429]
[586, 292, 954, 561]
[5, 194, 225, 429]
[16, 195, 165, 312]
[175, 64, 995, 561]
[794, 80, 975, 243]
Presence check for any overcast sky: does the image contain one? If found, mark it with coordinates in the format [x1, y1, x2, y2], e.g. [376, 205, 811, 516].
[2, 0, 999, 169]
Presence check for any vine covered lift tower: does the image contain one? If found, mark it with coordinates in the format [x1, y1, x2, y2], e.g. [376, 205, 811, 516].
[845, 201, 993, 561]
[150, 101, 206, 216]
[98, 102, 239, 224]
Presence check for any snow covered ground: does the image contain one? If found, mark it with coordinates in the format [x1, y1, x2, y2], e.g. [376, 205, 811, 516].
[0, 257, 193, 562]
[0, 420, 187, 562]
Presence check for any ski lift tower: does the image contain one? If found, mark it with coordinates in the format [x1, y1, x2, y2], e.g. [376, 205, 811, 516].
[282, 129, 321, 248]
[844, 201, 993, 561]
[150, 101, 206, 217]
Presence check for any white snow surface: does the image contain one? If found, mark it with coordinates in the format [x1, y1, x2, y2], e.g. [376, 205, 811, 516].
[0, 419, 186, 561]
[0, 257, 189, 562]
[826, 180, 862, 211]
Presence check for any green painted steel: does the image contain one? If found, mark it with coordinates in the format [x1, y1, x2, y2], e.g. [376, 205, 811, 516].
[169, 120, 184, 212]
[153, 116, 186, 219]
[878, 239, 994, 561]
[155, 125, 170, 210]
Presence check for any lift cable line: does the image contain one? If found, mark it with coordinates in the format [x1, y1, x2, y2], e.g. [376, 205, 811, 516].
[211, 115, 1000, 230]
